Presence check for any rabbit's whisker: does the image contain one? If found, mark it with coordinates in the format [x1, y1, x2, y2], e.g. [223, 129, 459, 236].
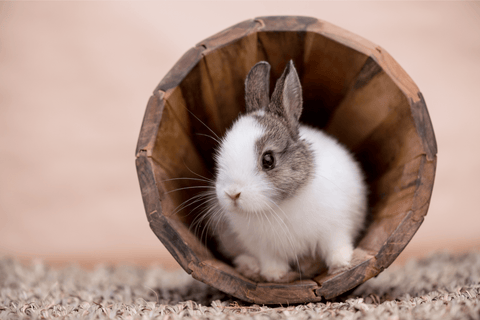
[165, 185, 215, 195]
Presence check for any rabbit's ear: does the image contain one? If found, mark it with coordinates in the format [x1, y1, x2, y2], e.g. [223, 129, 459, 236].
[268, 60, 303, 138]
[245, 61, 271, 113]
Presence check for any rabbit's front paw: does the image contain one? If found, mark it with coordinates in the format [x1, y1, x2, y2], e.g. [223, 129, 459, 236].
[327, 245, 353, 275]
[234, 254, 262, 281]
[260, 261, 290, 282]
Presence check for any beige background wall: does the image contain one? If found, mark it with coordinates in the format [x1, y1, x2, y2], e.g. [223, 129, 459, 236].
[0, 1, 479, 269]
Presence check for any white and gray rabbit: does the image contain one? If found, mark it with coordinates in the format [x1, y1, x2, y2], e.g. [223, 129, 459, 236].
[211, 60, 367, 282]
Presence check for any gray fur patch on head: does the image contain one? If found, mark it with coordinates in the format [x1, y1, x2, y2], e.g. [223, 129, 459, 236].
[243, 60, 313, 202]
[254, 114, 314, 202]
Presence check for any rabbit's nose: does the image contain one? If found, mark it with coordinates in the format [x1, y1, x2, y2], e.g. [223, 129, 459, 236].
[225, 191, 241, 201]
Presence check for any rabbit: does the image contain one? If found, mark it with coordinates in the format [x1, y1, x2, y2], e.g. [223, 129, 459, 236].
[210, 60, 367, 283]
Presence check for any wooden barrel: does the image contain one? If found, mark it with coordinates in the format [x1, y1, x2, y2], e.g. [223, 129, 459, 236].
[135, 16, 437, 304]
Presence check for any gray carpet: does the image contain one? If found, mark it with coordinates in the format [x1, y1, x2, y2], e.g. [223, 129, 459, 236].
[1, 251, 479, 319]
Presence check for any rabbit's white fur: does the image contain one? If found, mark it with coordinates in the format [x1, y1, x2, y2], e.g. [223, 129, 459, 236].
[215, 116, 366, 282]
[215, 116, 271, 215]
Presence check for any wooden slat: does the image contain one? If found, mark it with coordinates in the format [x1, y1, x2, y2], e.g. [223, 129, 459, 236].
[188, 259, 258, 303]
[200, 32, 260, 134]
[373, 156, 435, 272]
[410, 93, 437, 161]
[136, 154, 201, 273]
[164, 87, 190, 133]
[176, 59, 223, 171]
[359, 213, 410, 253]
[197, 19, 260, 53]
[149, 95, 212, 232]
[369, 155, 424, 218]
[314, 250, 376, 300]
[358, 155, 433, 252]
[255, 16, 319, 32]
[302, 34, 369, 128]
[135, 91, 164, 157]
[149, 92, 209, 182]
[189, 259, 322, 305]
[252, 281, 321, 305]
[305, 17, 379, 57]
[256, 31, 305, 81]
[373, 48, 420, 105]
[148, 158, 185, 222]
[324, 59, 404, 149]
[155, 46, 205, 93]
[353, 98, 426, 182]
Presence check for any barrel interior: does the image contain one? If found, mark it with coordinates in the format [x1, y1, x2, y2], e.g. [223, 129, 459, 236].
[150, 29, 426, 281]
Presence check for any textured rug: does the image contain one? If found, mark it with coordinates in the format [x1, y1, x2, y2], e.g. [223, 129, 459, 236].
[1, 251, 479, 319]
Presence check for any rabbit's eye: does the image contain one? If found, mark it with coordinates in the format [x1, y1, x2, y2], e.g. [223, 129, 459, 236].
[262, 152, 275, 170]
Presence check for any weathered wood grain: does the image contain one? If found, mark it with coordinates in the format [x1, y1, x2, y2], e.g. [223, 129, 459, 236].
[301, 32, 369, 128]
[353, 96, 426, 182]
[411, 92, 437, 161]
[189, 259, 323, 304]
[149, 92, 208, 181]
[135, 91, 164, 157]
[200, 32, 260, 134]
[324, 59, 403, 149]
[136, 154, 200, 273]
[197, 19, 260, 53]
[176, 59, 223, 171]
[155, 46, 205, 93]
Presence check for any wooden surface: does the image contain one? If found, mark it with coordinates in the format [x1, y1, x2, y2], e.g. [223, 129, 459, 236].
[136, 16, 437, 304]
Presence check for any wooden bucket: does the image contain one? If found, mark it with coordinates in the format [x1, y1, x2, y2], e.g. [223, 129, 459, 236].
[136, 16, 437, 304]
